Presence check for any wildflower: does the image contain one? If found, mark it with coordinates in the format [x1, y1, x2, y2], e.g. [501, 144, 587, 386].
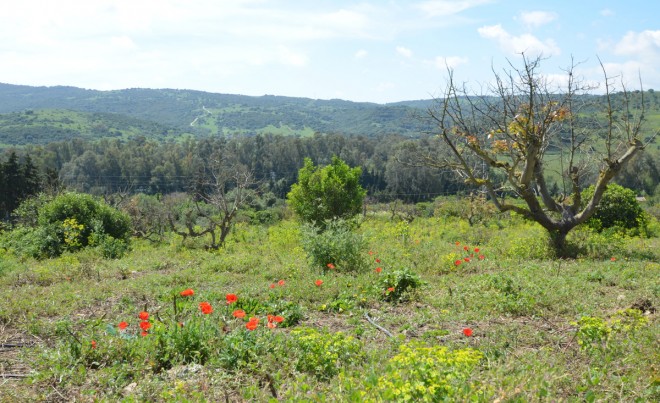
[118, 321, 128, 330]
[246, 320, 259, 331]
[375, 267, 382, 273]
[273, 315, 284, 323]
[375, 258, 381, 263]
[199, 302, 213, 314]
[454, 260, 462, 266]
[278, 279, 286, 286]
[327, 263, 335, 270]
[267, 322, 277, 329]
[474, 248, 480, 253]
[387, 287, 395, 293]
[269, 283, 276, 289]
[138, 311, 149, 321]
[610, 257, 616, 262]
[315, 279, 323, 286]
[141, 331, 148, 337]
[178, 322, 184, 327]
[91, 340, 97, 349]
[478, 255, 485, 260]
[267, 314, 275, 323]
[139, 321, 151, 331]
[225, 294, 238, 304]
[462, 328, 473, 337]
[463, 246, 469, 251]
[464, 257, 470, 262]
[368, 250, 374, 255]
[180, 288, 194, 297]
[455, 241, 460, 246]
[233, 309, 246, 319]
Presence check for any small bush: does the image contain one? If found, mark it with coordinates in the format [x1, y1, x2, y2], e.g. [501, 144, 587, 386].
[582, 184, 648, 236]
[301, 219, 367, 272]
[290, 327, 365, 380]
[380, 267, 425, 302]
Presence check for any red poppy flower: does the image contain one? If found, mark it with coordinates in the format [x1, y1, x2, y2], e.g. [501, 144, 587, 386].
[246, 321, 259, 331]
[141, 331, 148, 337]
[327, 263, 335, 270]
[463, 246, 469, 251]
[118, 321, 128, 330]
[375, 267, 382, 273]
[387, 287, 395, 292]
[462, 328, 473, 337]
[139, 321, 151, 331]
[178, 322, 184, 327]
[248, 317, 260, 324]
[180, 288, 194, 297]
[199, 302, 213, 314]
[368, 250, 374, 255]
[267, 314, 275, 323]
[454, 260, 462, 266]
[455, 241, 460, 246]
[375, 258, 381, 263]
[278, 279, 286, 286]
[233, 309, 246, 319]
[474, 248, 480, 253]
[464, 257, 470, 262]
[269, 283, 276, 289]
[478, 255, 485, 260]
[138, 311, 149, 321]
[610, 257, 616, 262]
[91, 340, 97, 349]
[315, 279, 323, 286]
[273, 315, 284, 323]
[267, 322, 277, 329]
[225, 294, 238, 304]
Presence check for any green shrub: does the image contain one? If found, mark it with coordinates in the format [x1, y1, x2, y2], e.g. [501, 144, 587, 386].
[582, 184, 647, 236]
[380, 267, 425, 302]
[301, 219, 367, 272]
[2, 192, 131, 259]
[287, 156, 366, 227]
[291, 327, 365, 380]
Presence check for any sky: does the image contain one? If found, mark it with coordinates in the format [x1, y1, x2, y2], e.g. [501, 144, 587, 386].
[0, 0, 658, 103]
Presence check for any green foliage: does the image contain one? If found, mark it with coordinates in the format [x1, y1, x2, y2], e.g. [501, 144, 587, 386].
[573, 309, 649, 355]
[380, 267, 425, 302]
[291, 327, 365, 380]
[2, 192, 131, 259]
[490, 274, 538, 316]
[300, 219, 367, 272]
[287, 157, 366, 226]
[363, 341, 483, 401]
[582, 184, 648, 235]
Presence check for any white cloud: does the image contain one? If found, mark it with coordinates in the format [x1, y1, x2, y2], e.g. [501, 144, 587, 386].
[613, 30, 660, 62]
[518, 11, 558, 29]
[396, 46, 413, 58]
[277, 46, 309, 67]
[433, 56, 468, 69]
[478, 24, 560, 57]
[355, 49, 368, 59]
[600, 8, 615, 17]
[415, 0, 492, 17]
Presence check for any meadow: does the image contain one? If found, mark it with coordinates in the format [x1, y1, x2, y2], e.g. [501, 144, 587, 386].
[0, 204, 658, 401]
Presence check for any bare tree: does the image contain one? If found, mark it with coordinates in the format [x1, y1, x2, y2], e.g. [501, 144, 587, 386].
[414, 55, 654, 256]
[165, 157, 256, 249]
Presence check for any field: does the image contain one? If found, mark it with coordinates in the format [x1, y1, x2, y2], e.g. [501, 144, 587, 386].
[0, 209, 658, 401]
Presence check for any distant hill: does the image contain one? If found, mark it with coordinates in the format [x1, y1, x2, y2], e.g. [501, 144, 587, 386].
[0, 83, 435, 144]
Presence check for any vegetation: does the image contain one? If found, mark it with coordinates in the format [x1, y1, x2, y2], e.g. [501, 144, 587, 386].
[413, 56, 657, 256]
[287, 156, 366, 226]
[0, 202, 657, 401]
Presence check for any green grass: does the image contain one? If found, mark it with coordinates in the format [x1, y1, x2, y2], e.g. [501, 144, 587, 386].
[0, 213, 658, 401]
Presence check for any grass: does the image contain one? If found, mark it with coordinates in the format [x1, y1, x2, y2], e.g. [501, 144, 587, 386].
[0, 211, 658, 401]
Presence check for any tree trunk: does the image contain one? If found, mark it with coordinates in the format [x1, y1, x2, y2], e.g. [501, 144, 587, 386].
[550, 230, 572, 259]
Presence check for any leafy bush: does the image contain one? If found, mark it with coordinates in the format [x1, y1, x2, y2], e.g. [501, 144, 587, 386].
[2, 192, 131, 259]
[287, 156, 366, 227]
[582, 184, 647, 236]
[290, 327, 365, 380]
[301, 219, 367, 272]
[367, 341, 483, 401]
[380, 267, 425, 302]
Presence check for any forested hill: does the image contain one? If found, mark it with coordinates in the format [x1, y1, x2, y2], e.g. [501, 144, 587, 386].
[0, 83, 434, 144]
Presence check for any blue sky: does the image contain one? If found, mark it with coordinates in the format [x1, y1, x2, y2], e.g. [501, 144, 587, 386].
[1, 0, 658, 103]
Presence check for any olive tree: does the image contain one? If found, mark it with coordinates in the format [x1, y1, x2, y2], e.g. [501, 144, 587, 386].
[413, 56, 655, 256]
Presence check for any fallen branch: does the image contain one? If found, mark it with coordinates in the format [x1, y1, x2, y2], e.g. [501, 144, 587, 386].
[364, 312, 393, 338]
[0, 373, 29, 379]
